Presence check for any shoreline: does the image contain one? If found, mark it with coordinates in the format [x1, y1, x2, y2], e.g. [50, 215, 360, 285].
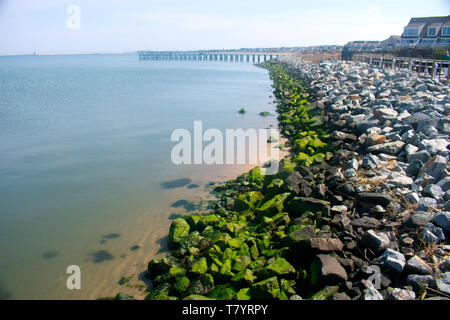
[111, 58, 449, 300]
[105, 138, 291, 301]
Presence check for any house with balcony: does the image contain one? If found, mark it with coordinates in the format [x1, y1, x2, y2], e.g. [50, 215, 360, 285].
[400, 15, 450, 48]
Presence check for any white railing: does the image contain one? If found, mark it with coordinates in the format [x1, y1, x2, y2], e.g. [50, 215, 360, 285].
[353, 54, 450, 81]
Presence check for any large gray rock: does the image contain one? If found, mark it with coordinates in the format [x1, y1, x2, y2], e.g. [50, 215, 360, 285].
[284, 171, 303, 193]
[351, 216, 381, 229]
[433, 211, 450, 232]
[405, 255, 433, 275]
[423, 184, 444, 200]
[367, 141, 405, 155]
[407, 150, 431, 163]
[405, 213, 434, 227]
[405, 192, 420, 205]
[421, 155, 447, 180]
[357, 192, 392, 206]
[310, 254, 348, 286]
[362, 154, 380, 169]
[387, 288, 416, 300]
[386, 172, 413, 188]
[374, 107, 398, 121]
[436, 272, 450, 295]
[407, 274, 434, 292]
[437, 177, 450, 192]
[379, 248, 406, 273]
[419, 223, 445, 244]
[419, 139, 449, 155]
[418, 197, 437, 211]
[362, 230, 390, 252]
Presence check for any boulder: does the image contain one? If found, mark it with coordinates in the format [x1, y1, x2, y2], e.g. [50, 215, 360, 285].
[287, 197, 330, 216]
[407, 274, 434, 292]
[387, 288, 416, 300]
[379, 248, 406, 273]
[405, 255, 433, 275]
[367, 141, 405, 155]
[433, 211, 450, 232]
[436, 272, 450, 295]
[251, 276, 281, 299]
[259, 193, 290, 217]
[420, 223, 445, 244]
[361, 230, 390, 252]
[310, 254, 348, 286]
[357, 193, 392, 206]
[351, 216, 381, 229]
[168, 218, 190, 249]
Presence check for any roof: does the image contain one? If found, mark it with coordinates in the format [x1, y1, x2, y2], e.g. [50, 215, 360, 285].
[408, 16, 450, 25]
[402, 15, 450, 39]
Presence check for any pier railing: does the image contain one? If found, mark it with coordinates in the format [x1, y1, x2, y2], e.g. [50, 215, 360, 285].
[353, 54, 450, 81]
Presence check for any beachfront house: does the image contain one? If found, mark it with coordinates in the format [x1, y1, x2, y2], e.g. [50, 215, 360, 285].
[400, 15, 450, 48]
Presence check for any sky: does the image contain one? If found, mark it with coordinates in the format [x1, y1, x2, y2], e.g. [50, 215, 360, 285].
[0, 0, 449, 54]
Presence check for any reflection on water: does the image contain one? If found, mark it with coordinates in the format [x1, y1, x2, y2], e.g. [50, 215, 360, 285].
[160, 178, 192, 189]
[90, 250, 115, 264]
[42, 251, 59, 260]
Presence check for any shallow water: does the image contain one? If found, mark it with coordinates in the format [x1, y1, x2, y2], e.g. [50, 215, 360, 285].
[0, 53, 277, 299]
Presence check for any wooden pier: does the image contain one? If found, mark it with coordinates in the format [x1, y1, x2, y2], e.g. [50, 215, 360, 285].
[353, 54, 450, 81]
[137, 51, 280, 63]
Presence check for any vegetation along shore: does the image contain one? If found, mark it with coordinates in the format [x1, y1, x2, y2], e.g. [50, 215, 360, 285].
[111, 57, 450, 301]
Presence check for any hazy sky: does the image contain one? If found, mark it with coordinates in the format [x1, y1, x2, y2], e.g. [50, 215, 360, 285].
[0, 0, 449, 54]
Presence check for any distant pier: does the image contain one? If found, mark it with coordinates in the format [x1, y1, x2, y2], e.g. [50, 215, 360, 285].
[137, 51, 280, 63]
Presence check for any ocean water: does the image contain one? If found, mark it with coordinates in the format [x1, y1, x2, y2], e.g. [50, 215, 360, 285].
[0, 54, 277, 299]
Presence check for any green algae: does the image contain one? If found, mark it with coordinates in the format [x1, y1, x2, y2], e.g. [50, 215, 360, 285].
[132, 61, 333, 301]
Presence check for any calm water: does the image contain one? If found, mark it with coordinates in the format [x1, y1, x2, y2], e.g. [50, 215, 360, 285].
[0, 54, 276, 299]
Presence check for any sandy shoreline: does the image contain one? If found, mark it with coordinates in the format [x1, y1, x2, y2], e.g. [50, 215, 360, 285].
[83, 142, 290, 300]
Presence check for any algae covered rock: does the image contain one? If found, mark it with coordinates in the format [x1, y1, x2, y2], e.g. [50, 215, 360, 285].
[287, 225, 316, 243]
[309, 286, 339, 300]
[147, 257, 176, 276]
[218, 259, 234, 280]
[184, 215, 201, 230]
[211, 232, 232, 250]
[238, 167, 265, 188]
[232, 255, 252, 272]
[234, 191, 264, 212]
[169, 266, 186, 277]
[259, 193, 290, 217]
[173, 276, 190, 294]
[168, 218, 190, 249]
[114, 292, 135, 300]
[209, 285, 237, 300]
[262, 257, 296, 278]
[198, 214, 220, 230]
[236, 288, 252, 300]
[190, 258, 208, 274]
[265, 178, 285, 197]
[231, 269, 257, 284]
[148, 283, 177, 300]
[251, 276, 281, 299]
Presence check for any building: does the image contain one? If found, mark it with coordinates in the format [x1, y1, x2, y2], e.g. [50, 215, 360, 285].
[379, 35, 401, 51]
[343, 40, 381, 52]
[400, 15, 450, 48]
